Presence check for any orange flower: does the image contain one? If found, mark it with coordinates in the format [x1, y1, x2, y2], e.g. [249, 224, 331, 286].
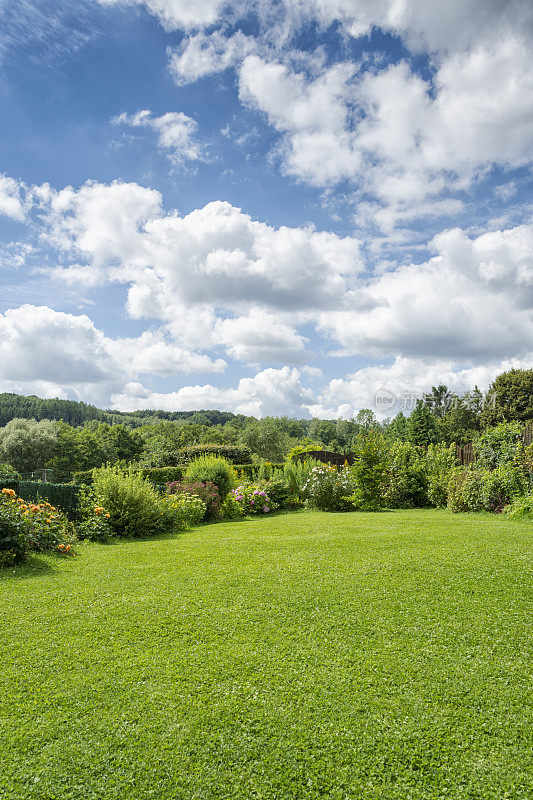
[104, 513, 110, 518]
[1, 488, 15, 496]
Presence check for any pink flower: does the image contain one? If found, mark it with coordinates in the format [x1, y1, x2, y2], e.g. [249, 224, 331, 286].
[262, 505, 269, 512]
[259, 491, 266, 497]
[253, 490, 260, 495]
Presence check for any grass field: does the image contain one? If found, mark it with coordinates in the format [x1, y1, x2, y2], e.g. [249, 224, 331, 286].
[1, 509, 532, 800]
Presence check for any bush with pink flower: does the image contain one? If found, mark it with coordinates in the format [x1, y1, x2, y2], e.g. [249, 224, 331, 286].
[231, 484, 276, 515]
[167, 480, 221, 519]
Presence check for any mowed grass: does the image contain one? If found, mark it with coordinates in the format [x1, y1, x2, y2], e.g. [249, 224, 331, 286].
[1, 511, 532, 800]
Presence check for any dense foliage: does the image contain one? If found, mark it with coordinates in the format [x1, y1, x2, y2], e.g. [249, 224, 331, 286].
[185, 456, 237, 500]
[92, 466, 171, 539]
[0, 369, 530, 540]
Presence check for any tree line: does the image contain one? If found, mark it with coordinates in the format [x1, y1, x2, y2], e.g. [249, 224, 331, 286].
[0, 368, 530, 478]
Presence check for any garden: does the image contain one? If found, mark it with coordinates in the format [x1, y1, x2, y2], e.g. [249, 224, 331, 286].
[1, 370, 532, 799]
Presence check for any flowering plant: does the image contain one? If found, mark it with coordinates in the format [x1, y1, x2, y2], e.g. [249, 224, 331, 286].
[1, 487, 76, 565]
[76, 487, 114, 542]
[231, 484, 275, 515]
[167, 480, 221, 519]
[303, 464, 354, 511]
[159, 492, 206, 528]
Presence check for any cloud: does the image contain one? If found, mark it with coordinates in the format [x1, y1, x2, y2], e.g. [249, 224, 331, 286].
[0, 175, 26, 221]
[36, 179, 533, 371]
[237, 35, 533, 228]
[239, 55, 360, 186]
[5, 173, 532, 414]
[304, 0, 533, 53]
[0, 305, 227, 405]
[311, 354, 533, 420]
[169, 30, 254, 84]
[43, 179, 363, 318]
[97, 1, 533, 230]
[43, 179, 163, 268]
[110, 365, 314, 416]
[98, 0, 533, 51]
[213, 310, 309, 364]
[112, 109, 204, 165]
[318, 221, 533, 362]
[97, 0, 227, 30]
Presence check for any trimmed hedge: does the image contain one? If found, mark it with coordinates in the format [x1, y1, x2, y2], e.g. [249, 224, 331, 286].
[0, 478, 20, 493]
[140, 466, 184, 485]
[73, 470, 95, 485]
[73, 466, 184, 486]
[177, 445, 252, 465]
[16, 481, 83, 520]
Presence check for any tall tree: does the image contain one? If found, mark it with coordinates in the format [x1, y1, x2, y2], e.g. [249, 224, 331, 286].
[0, 418, 58, 473]
[482, 369, 533, 424]
[407, 401, 441, 448]
[423, 385, 452, 418]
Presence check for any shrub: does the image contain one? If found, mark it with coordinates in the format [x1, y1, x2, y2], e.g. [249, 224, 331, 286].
[426, 443, 457, 507]
[447, 469, 486, 512]
[233, 464, 258, 480]
[73, 469, 95, 485]
[0, 478, 20, 494]
[232, 484, 275, 515]
[140, 466, 184, 485]
[76, 488, 114, 542]
[479, 464, 525, 512]
[160, 492, 206, 529]
[351, 432, 387, 511]
[0, 463, 20, 479]
[303, 464, 354, 511]
[506, 493, 533, 521]
[286, 443, 324, 463]
[177, 444, 252, 465]
[383, 441, 428, 508]
[167, 481, 221, 519]
[185, 456, 236, 500]
[92, 466, 167, 538]
[0, 489, 31, 565]
[220, 493, 244, 520]
[263, 477, 297, 509]
[474, 422, 525, 469]
[447, 464, 525, 514]
[22, 500, 75, 553]
[283, 459, 319, 498]
[0, 487, 76, 565]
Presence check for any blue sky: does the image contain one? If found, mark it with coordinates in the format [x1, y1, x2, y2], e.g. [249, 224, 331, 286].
[0, 0, 531, 417]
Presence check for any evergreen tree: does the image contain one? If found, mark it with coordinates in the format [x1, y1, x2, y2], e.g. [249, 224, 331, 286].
[407, 401, 441, 448]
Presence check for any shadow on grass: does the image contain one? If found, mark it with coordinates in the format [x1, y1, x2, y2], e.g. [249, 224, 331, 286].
[0, 555, 56, 581]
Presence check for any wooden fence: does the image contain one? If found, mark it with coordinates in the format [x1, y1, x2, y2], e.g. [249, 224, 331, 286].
[456, 421, 533, 465]
[299, 422, 533, 470]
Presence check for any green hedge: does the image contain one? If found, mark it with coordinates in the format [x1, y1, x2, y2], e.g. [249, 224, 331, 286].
[0, 478, 20, 493]
[73, 469, 95, 485]
[139, 466, 184, 485]
[16, 481, 83, 520]
[74, 466, 184, 486]
[177, 445, 252, 465]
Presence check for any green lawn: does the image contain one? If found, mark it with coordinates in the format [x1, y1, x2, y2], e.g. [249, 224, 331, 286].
[1, 510, 532, 800]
